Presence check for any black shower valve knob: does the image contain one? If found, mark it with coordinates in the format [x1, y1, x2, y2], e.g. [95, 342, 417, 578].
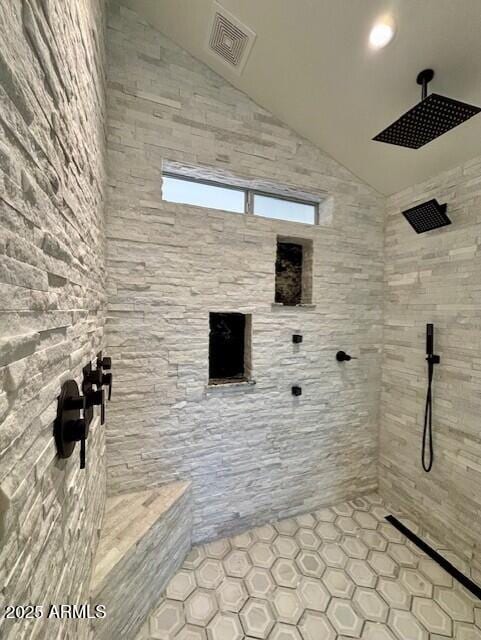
[85, 369, 112, 402]
[102, 372, 113, 401]
[97, 354, 112, 370]
[336, 351, 357, 362]
[65, 418, 86, 443]
[80, 437, 86, 469]
[65, 418, 87, 469]
[292, 334, 303, 344]
[86, 368, 112, 392]
[64, 395, 85, 411]
[292, 385, 302, 396]
[92, 353, 113, 401]
[85, 368, 103, 386]
[84, 387, 105, 425]
[85, 388, 103, 408]
[54, 380, 90, 470]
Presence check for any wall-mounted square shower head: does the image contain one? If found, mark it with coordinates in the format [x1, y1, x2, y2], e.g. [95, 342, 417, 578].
[402, 199, 451, 234]
[373, 69, 481, 149]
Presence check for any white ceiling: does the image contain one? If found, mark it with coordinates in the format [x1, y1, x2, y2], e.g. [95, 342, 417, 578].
[124, 0, 481, 195]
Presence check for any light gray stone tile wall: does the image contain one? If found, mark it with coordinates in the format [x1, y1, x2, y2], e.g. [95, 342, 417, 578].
[106, 2, 385, 543]
[380, 154, 481, 583]
[0, 1, 107, 638]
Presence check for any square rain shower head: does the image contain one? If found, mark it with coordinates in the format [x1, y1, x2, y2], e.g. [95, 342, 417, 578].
[402, 199, 451, 234]
[373, 93, 481, 149]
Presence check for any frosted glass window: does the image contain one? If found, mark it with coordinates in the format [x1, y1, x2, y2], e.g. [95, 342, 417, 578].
[162, 176, 244, 213]
[253, 194, 316, 224]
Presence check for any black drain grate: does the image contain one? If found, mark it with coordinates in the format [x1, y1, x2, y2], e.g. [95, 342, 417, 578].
[386, 515, 481, 600]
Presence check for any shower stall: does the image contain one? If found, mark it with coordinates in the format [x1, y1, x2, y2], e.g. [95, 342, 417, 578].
[1, 2, 481, 639]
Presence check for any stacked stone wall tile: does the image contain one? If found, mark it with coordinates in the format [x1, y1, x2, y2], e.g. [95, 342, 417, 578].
[380, 154, 481, 582]
[0, 1, 107, 638]
[105, 2, 385, 544]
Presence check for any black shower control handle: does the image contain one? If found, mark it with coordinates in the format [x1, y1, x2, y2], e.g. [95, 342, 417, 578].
[55, 380, 91, 470]
[65, 396, 84, 411]
[65, 418, 87, 469]
[102, 372, 113, 401]
[336, 351, 357, 362]
[85, 369, 112, 397]
[65, 419, 86, 443]
[85, 368, 103, 386]
[85, 388, 103, 408]
[85, 388, 105, 425]
[92, 353, 113, 401]
[97, 353, 111, 370]
[97, 389, 106, 424]
[80, 437, 86, 469]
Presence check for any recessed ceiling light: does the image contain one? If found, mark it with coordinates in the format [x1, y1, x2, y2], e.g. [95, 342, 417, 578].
[369, 18, 395, 49]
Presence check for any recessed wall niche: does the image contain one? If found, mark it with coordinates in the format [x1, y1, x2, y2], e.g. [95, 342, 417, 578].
[209, 313, 252, 384]
[275, 237, 313, 305]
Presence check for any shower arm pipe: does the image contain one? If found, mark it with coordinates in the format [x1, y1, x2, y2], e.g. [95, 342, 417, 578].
[417, 68, 434, 100]
[421, 77, 427, 100]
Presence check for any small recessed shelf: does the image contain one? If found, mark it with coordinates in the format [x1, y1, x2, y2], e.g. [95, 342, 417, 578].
[274, 236, 313, 307]
[208, 312, 252, 386]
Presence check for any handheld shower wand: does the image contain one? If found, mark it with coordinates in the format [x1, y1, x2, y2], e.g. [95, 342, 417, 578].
[422, 324, 440, 472]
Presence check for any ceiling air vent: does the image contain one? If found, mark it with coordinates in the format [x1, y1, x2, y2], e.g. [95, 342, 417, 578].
[207, 3, 256, 74]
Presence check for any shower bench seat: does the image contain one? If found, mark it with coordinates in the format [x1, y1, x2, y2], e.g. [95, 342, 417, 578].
[90, 481, 192, 640]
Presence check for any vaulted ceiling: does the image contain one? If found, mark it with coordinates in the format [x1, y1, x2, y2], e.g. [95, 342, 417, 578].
[123, 0, 481, 195]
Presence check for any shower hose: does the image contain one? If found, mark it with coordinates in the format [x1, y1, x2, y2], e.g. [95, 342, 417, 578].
[421, 358, 434, 472]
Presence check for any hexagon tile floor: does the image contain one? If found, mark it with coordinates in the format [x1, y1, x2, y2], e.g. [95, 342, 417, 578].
[135, 494, 481, 639]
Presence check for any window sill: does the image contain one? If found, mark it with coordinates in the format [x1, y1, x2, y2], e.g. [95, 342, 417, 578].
[205, 379, 256, 392]
[271, 303, 316, 309]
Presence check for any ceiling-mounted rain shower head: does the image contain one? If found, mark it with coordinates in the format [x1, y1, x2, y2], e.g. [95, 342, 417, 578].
[373, 69, 481, 149]
[402, 199, 451, 234]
